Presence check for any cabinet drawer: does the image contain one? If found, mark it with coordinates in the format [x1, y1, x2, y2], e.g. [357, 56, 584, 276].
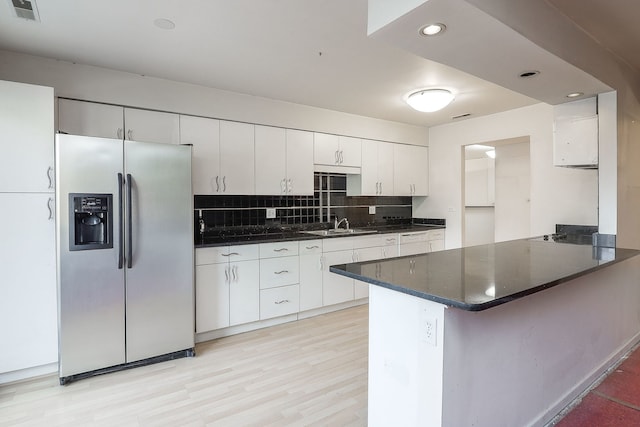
[427, 230, 445, 241]
[381, 234, 399, 246]
[260, 256, 300, 289]
[260, 285, 300, 320]
[196, 244, 259, 265]
[399, 231, 429, 244]
[259, 241, 299, 258]
[323, 236, 356, 252]
[299, 239, 323, 255]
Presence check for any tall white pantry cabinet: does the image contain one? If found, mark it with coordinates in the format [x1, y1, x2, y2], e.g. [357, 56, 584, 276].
[0, 80, 57, 379]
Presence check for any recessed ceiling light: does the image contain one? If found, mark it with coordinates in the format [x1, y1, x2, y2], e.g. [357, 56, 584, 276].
[566, 92, 584, 98]
[420, 23, 446, 37]
[154, 18, 175, 30]
[519, 70, 540, 78]
[406, 89, 455, 112]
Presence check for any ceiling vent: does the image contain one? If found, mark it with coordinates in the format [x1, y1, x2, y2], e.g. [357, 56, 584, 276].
[8, 0, 40, 21]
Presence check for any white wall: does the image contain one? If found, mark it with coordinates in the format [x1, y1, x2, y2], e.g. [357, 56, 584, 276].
[415, 103, 598, 249]
[0, 49, 428, 146]
[464, 208, 495, 246]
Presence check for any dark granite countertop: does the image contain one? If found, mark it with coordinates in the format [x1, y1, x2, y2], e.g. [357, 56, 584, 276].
[330, 238, 640, 311]
[195, 223, 445, 248]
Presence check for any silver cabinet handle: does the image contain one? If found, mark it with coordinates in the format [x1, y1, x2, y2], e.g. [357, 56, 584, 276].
[287, 178, 292, 193]
[222, 176, 226, 192]
[339, 150, 344, 164]
[305, 245, 320, 250]
[215, 176, 220, 192]
[221, 252, 240, 257]
[335, 150, 339, 164]
[281, 178, 286, 194]
[380, 182, 383, 194]
[232, 265, 237, 281]
[274, 270, 289, 275]
[382, 248, 387, 258]
[274, 248, 289, 252]
[319, 256, 324, 270]
[127, 129, 133, 140]
[117, 128, 123, 139]
[46, 166, 54, 189]
[275, 299, 290, 305]
[47, 197, 54, 220]
[224, 266, 229, 283]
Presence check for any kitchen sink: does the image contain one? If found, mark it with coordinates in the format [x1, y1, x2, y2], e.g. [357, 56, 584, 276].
[302, 228, 378, 236]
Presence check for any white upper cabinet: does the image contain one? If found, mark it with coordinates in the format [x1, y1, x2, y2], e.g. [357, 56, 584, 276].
[314, 133, 361, 168]
[553, 97, 598, 168]
[123, 108, 180, 144]
[219, 120, 255, 195]
[255, 126, 314, 195]
[351, 139, 394, 196]
[394, 144, 429, 196]
[180, 115, 221, 195]
[255, 125, 287, 195]
[1, 81, 54, 193]
[285, 129, 314, 195]
[58, 98, 123, 140]
[58, 99, 179, 144]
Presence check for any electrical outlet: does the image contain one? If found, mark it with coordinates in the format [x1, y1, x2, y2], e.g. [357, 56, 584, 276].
[420, 308, 437, 346]
[266, 208, 276, 219]
[369, 206, 376, 214]
[424, 318, 437, 346]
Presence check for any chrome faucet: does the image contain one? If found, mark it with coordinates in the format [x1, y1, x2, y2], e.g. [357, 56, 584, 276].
[334, 217, 350, 230]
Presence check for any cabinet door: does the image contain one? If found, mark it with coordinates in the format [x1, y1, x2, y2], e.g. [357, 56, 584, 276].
[378, 142, 395, 196]
[220, 121, 255, 195]
[428, 239, 445, 252]
[299, 253, 323, 311]
[1, 81, 54, 193]
[180, 115, 221, 195]
[0, 193, 57, 372]
[411, 145, 429, 196]
[286, 129, 314, 195]
[229, 260, 260, 326]
[57, 98, 123, 140]
[393, 144, 413, 196]
[259, 256, 299, 289]
[260, 285, 300, 320]
[124, 108, 180, 144]
[322, 250, 355, 306]
[195, 263, 230, 332]
[338, 136, 362, 167]
[255, 125, 286, 195]
[360, 139, 379, 195]
[314, 133, 340, 165]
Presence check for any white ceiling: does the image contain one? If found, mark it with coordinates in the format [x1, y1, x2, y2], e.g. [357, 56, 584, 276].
[0, 0, 635, 128]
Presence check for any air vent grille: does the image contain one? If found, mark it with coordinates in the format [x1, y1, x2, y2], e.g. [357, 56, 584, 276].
[452, 113, 471, 120]
[9, 0, 40, 21]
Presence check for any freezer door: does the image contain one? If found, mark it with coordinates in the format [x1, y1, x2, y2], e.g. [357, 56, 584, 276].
[124, 141, 194, 362]
[56, 134, 126, 377]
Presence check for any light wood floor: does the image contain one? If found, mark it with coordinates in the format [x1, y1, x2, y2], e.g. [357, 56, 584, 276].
[0, 305, 368, 427]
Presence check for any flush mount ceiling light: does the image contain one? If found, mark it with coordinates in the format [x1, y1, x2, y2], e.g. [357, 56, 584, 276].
[154, 18, 175, 30]
[566, 92, 584, 98]
[406, 89, 455, 112]
[420, 23, 446, 36]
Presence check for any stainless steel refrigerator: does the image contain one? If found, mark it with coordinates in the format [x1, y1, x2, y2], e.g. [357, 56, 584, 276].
[55, 134, 194, 385]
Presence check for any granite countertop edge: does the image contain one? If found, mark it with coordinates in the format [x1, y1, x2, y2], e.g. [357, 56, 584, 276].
[195, 224, 446, 248]
[329, 246, 640, 312]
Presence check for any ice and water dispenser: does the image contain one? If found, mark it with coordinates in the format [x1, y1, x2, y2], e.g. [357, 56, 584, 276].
[69, 194, 113, 251]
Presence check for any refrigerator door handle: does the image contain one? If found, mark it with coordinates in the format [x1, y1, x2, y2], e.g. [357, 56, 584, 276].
[126, 173, 133, 269]
[117, 173, 124, 269]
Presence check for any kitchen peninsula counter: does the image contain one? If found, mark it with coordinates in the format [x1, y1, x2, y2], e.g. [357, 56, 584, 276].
[330, 237, 639, 311]
[330, 238, 640, 427]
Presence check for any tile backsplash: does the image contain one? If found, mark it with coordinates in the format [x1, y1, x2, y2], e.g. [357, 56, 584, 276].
[195, 173, 412, 234]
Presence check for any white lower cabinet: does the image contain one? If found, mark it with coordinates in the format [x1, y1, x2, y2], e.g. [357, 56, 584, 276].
[260, 285, 300, 320]
[299, 240, 323, 311]
[195, 245, 260, 333]
[322, 250, 356, 306]
[229, 260, 260, 326]
[195, 263, 230, 332]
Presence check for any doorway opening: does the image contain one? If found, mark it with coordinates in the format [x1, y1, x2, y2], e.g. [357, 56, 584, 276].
[463, 137, 531, 246]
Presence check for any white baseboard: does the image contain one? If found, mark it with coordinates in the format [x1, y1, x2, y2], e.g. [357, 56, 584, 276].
[0, 362, 57, 385]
